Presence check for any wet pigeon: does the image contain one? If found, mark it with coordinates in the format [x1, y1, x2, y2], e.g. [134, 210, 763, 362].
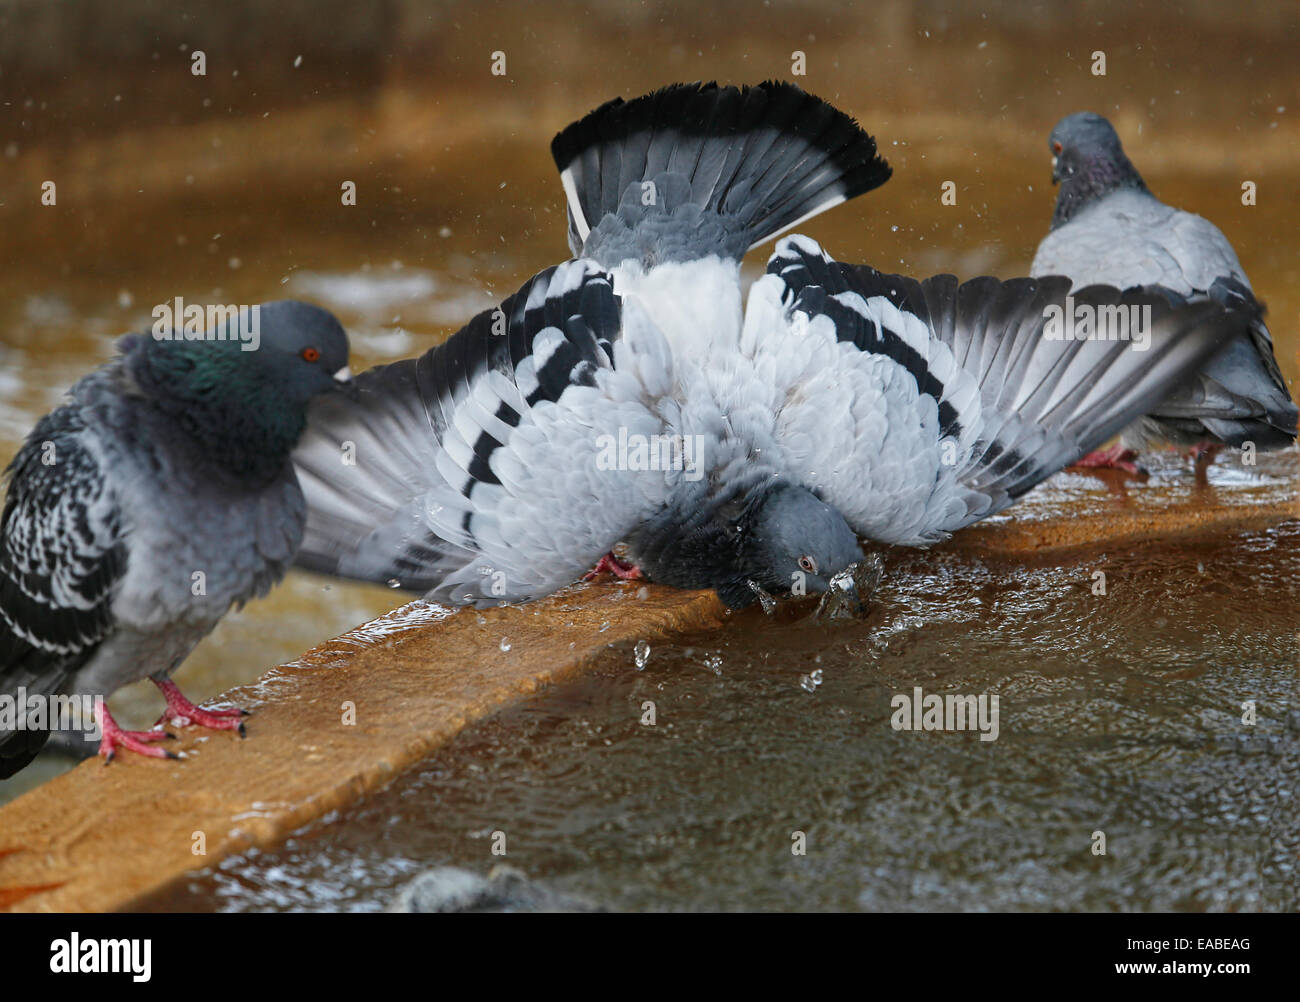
[0, 301, 352, 777]
[292, 82, 1243, 611]
[1031, 111, 1297, 471]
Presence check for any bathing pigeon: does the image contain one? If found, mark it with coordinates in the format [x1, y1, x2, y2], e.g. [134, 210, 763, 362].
[1031, 111, 1297, 471]
[0, 301, 353, 777]
[292, 82, 1244, 611]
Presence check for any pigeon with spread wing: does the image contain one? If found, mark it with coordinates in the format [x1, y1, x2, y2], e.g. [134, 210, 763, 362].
[293, 82, 1244, 610]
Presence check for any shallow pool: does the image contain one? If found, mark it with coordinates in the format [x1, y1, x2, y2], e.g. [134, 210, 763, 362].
[142, 453, 1299, 912]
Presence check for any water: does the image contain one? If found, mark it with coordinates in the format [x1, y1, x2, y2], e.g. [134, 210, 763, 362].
[2, 0, 1298, 902]
[143, 509, 1299, 911]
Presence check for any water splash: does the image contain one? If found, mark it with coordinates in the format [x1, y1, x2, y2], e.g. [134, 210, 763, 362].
[816, 553, 885, 621]
[634, 640, 651, 671]
[746, 580, 777, 615]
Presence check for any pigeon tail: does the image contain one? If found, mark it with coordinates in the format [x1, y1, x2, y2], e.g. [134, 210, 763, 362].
[1130, 303, 1299, 452]
[1182, 277, 1297, 448]
[550, 81, 891, 266]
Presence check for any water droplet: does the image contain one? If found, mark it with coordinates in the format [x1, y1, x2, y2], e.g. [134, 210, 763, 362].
[499, 638, 512, 652]
[800, 669, 824, 692]
[598, 621, 611, 633]
[747, 580, 776, 614]
[634, 640, 651, 670]
[703, 653, 723, 675]
[386, 578, 402, 589]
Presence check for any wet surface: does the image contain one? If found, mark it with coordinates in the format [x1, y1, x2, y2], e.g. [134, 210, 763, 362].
[2, 1, 1298, 905]
[144, 504, 1299, 912]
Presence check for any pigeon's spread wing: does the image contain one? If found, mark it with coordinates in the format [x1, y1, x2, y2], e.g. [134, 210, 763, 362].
[746, 235, 1241, 544]
[293, 260, 677, 606]
[1, 415, 125, 775]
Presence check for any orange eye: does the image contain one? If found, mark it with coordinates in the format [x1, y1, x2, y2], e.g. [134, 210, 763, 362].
[1052, 141, 1063, 154]
[798, 556, 817, 574]
[301, 347, 320, 362]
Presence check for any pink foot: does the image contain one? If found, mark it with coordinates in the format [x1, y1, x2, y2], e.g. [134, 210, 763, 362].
[97, 706, 177, 765]
[152, 678, 248, 736]
[582, 552, 644, 582]
[1068, 443, 1144, 476]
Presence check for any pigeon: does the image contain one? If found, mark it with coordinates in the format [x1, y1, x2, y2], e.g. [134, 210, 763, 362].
[0, 301, 352, 777]
[291, 81, 1244, 612]
[1031, 111, 1297, 472]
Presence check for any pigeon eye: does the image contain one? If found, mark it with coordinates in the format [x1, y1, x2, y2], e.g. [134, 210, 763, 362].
[1052, 141, 1063, 154]
[798, 555, 817, 574]
[301, 347, 321, 362]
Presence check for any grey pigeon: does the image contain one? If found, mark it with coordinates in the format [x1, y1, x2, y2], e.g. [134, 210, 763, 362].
[0, 301, 352, 777]
[292, 82, 1244, 612]
[1031, 111, 1297, 471]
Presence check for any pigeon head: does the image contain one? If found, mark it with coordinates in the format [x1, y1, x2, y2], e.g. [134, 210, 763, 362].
[249, 300, 354, 407]
[738, 483, 864, 604]
[123, 299, 353, 483]
[1047, 111, 1148, 228]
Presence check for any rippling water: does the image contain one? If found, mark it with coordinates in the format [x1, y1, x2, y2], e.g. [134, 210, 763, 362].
[143, 498, 1299, 912]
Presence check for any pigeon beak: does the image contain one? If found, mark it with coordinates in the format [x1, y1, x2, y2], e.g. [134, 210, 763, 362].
[1051, 155, 1060, 185]
[332, 366, 360, 400]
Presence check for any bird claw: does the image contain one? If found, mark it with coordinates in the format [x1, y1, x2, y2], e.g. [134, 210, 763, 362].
[1068, 444, 1146, 476]
[583, 552, 644, 582]
[153, 704, 248, 733]
[152, 678, 249, 734]
[98, 719, 178, 764]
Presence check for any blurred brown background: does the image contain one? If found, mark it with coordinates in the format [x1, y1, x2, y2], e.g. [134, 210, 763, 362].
[2, 0, 1297, 361]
